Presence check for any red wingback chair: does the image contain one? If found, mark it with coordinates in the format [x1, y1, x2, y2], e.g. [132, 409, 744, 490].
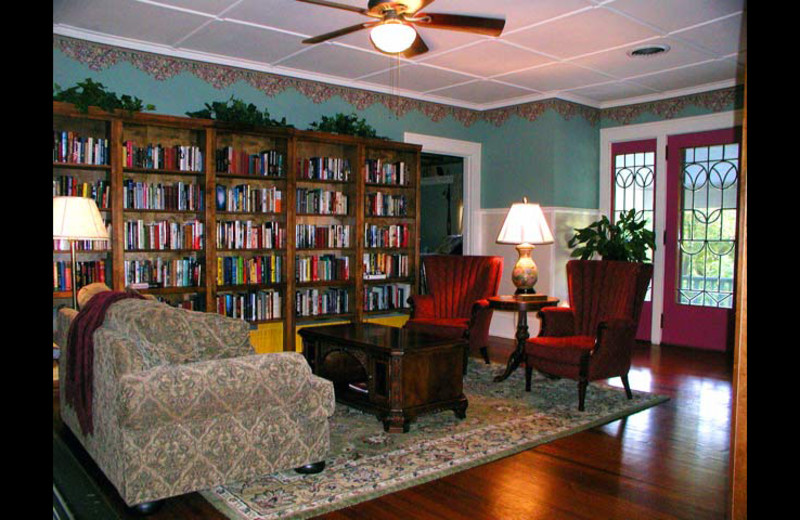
[525, 260, 653, 411]
[404, 255, 503, 368]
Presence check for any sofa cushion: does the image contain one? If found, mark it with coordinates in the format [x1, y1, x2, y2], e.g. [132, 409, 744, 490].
[103, 299, 252, 366]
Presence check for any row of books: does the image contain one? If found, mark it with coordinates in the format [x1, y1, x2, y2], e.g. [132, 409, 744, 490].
[123, 180, 204, 211]
[53, 260, 107, 291]
[295, 287, 349, 317]
[216, 184, 282, 213]
[364, 283, 412, 312]
[53, 131, 110, 166]
[365, 159, 408, 186]
[217, 255, 282, 286]
[296, 224, 352, 249]
[216, 290, 282, 322]
[54, 177, 111, 209]
[363, 253, 409, 278]
[216, 147, 285, 177]
[364, 223, 410, 249]
[365, 192, 408, 217]
[297, 157, 351, 181]
[124, 219, 205, 251]
[296, 254, 350, 283]
[216, 220, 286, 250]
[156, 294, 205, 311]
[123, 257, 203, 288]
[54, 227, 112, 252]
[123, 141, 203, 172]
[296, 188, 348, 215]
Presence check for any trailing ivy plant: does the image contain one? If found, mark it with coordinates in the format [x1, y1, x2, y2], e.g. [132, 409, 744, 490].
[568, 209, 656, 263]
[307, 113, 385, 139]
[53, 78, 155, 114]
[186, 96, 293, 128]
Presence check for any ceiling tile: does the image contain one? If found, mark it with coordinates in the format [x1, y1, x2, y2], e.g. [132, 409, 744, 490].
[569, 37, 715, 79]
[359, 63, 477, 93]
[419, 0, 594, 32]
[276, 44, 396, 79]
[563, 81, 658, 103]
[55, 0, 211, 46]
[145, 0, 242, 16]
[607, 0, 745, 34]
[179, 20, 306, 64]
[505, 7, 661, 59]
[226, 0, 367, 36]
[631, 59, 740, 92]
[430, 80, 536, 105]
[421, 40, 554, 78]
[672, 14, 746, 56]
[497, 62, 615, 93]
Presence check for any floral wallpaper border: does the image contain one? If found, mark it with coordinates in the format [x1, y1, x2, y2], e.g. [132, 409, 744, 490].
[54, 35, 740, 128]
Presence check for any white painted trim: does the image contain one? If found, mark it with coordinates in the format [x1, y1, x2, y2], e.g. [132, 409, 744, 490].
[599, 110, 743, 345]
[404, 133, 482, 255]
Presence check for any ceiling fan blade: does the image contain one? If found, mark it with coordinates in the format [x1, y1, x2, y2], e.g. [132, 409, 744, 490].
[415, 13, 505, 37]
[401, 33, 429, 58]
[296, 0, 372, 17]
[303, 22, 377, 44]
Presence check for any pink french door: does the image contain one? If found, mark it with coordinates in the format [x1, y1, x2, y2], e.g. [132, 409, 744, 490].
[611, 140, 657, 342]
[663, 128, 742, 351]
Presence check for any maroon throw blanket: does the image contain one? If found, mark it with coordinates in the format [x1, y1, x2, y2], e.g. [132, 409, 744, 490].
[65, 291, 145, 436]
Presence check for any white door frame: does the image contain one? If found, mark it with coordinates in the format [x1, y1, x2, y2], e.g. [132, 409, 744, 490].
[404, 132, 482, 255]
[599, 110, 743, 345]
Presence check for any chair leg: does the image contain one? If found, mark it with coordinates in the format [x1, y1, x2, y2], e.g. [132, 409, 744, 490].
[621, 374, 633, 400]
[480, 346, 490, 364]
[578, 379, 588, 411]
[525, 365, 533, 391]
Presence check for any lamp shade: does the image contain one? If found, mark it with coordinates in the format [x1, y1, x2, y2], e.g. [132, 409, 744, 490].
[370, 21, 417, 53]
[496, 201, 553, 245]
[53, 196, 109, 241]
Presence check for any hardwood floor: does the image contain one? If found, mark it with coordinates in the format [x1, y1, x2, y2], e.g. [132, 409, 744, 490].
[53, 338, 733, 519]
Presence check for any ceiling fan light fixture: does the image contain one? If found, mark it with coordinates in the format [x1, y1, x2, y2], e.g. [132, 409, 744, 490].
[370, 20, 417, 53]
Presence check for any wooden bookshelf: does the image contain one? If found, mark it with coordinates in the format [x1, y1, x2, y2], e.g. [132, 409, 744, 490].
[52, 101, 421, 351]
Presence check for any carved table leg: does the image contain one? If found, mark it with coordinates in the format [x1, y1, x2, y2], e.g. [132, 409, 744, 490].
[494, 310, 529, 382]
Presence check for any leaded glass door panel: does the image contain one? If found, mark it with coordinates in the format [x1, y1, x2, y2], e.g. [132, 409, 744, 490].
[611, 139, 656, 342]
[663, 128, 741, 351]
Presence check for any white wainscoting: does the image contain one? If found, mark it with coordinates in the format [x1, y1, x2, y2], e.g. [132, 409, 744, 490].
[478, 206, 602, 340]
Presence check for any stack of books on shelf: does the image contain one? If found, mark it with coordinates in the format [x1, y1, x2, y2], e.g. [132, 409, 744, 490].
[53, 176, 111, 209]
[296, 255, 350, 282]
[364, 223, 410, 248]
[216, 220, 285, 250]
[296, 188, 349, 215]
[54, 260, 107, 291]
[216, 290, 282, 321]
[217, 255, 282, 286]
[296, 224, 352, 249]
[365, 192, 408, 217]
[365, 159, 407, 185]
[363, 252, 409, 279]
[53, 131, 110, 165]
[216, 147, 285, 177]
[216, 184, 282, 213]
[297, 156, 351, 181]
[123, 180, 204, 211]
[123, 257, 203, 288]
[123, 141, 203, 172]
[124, 219, 205, 251]
[295, 287, 349, 317]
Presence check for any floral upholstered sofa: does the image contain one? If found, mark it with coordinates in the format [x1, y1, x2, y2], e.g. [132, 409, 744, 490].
[55, 294, 335, 509]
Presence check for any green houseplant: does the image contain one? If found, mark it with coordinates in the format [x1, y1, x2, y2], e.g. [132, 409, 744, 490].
[307, 113, 384, 139]
[568, 209, 656, 262]
[53, 78, 156, 114]
[186, 96, 293, 128]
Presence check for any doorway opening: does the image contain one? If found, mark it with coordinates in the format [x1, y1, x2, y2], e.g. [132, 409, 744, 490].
[420, 152, 464, 255]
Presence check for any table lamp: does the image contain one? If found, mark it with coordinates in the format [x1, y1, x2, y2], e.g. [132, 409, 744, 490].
[53, 196, 110, 309]
[496, 197, 553, 296]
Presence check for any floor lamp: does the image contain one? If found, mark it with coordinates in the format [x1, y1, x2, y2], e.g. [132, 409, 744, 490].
[53, 196, 110, 309]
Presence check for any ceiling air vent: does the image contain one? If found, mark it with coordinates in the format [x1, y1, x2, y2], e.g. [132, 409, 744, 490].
[628, 44, 670, 58]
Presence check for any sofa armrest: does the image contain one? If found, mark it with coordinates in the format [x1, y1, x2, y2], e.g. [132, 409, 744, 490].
[408, 294, 435, 319]
[537, 307, 576, 337]
[116, 352, 335, 430]
[55, 307, 79, 349]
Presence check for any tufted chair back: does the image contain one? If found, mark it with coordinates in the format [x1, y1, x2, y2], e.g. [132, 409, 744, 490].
[422, 255, 504, 319]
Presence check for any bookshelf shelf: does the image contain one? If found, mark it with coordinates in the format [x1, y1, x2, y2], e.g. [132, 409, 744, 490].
[53, 101, 420, 351]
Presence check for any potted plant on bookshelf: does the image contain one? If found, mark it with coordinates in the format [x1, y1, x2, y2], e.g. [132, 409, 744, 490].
[307, 113, 385, 139]
[53, 78, 155, 114]
[567, 209, 655, 262]
[186, 96, 293, 128]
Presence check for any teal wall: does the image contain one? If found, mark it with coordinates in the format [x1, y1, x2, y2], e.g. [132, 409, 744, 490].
[53, 43, 741, 211]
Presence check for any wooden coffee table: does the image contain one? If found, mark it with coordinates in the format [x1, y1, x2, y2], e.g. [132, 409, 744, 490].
[299, 323, 468, 433]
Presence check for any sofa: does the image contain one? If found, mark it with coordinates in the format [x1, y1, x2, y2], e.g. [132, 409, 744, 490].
[55, 293, 335, 508]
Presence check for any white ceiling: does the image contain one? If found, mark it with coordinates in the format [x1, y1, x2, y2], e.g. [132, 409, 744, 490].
[53, 0, 747, 110]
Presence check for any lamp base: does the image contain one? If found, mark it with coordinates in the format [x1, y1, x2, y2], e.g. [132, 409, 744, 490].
[511, 243, 539, 296]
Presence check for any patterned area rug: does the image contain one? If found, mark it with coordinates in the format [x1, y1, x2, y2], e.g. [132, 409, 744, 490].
[202, 361, 668, 519]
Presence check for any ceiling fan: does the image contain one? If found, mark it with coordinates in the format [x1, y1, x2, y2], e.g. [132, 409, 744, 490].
[296, 0, 506, 58]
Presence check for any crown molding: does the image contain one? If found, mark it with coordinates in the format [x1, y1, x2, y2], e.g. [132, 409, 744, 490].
[53, 31, 741, 129]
